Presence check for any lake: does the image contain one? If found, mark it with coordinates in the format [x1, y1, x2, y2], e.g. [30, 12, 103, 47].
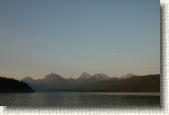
[0, 92, 160, 107]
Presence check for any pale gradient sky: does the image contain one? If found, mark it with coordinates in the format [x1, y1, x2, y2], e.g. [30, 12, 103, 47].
[0, 0, 160, 80]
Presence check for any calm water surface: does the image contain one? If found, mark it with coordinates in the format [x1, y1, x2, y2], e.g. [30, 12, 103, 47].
[0, 92, 160, 107]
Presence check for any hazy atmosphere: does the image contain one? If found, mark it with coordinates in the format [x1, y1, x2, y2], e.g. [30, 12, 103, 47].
[0, 0, 159, 79]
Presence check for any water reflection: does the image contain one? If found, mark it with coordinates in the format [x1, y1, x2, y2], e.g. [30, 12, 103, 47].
[0, 92, 160, 106]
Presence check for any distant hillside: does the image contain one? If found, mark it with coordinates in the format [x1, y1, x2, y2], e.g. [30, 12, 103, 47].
[22, 73, 67, 91]
[0, 77, 34, 93]
[76, 74, 160, 92]
[22, 73, 160, 92]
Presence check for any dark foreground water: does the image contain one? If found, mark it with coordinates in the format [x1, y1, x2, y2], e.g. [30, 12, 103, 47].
[0, 92, 160, 107]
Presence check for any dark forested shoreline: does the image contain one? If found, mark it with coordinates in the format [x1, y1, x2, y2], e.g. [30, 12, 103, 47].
[0, 77, 34, 93]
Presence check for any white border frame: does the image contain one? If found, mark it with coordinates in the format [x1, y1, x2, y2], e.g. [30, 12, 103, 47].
[0, 0, 168, 114]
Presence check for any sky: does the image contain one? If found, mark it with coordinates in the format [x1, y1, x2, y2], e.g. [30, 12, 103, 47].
[0, 0, 160, 79]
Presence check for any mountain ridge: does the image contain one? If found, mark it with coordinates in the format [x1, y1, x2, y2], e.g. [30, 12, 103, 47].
[22, 73, 160, 92]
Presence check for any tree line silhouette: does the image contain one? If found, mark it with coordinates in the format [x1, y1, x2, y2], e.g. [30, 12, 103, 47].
[0, 76, 34, 93]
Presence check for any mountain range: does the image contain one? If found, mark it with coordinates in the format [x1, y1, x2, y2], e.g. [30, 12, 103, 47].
[22, 73, 160, 92]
